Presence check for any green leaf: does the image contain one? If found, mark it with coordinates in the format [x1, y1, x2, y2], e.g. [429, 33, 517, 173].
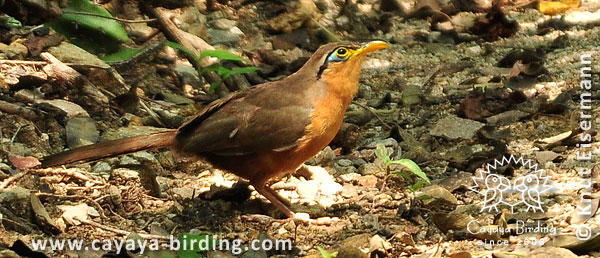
[418, 194, 433, 200]
[409, 179, 427, 192]
[230, 66, 261, 75]
[4, 15, 22, 27]
[209, 80, 224, 92]
[317, 247, 338, 258]
[215, 66, 231, 78]
[177, 233, 213, 258]
[394, 171, 412, 181]
[375, 143, 391, 164]
[45, 0, 129, 53]
[391, 159, 429, 183]
[164, 41, 200, 61]
[200, 49, 244, 61]
[61, 0, 128, 42]
[101, 47, 144, 62]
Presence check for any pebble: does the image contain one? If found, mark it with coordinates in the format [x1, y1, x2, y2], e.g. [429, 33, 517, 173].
[359, 163, 380, 176]
[337, 159, 353, 167]
[341, 184, 358, 199]
[296, 180, 320, 200]
[66, 116, 99, 148]
[320, 181, 342, 196]
[340, 172, 361, 183]
[358, 175, 378, 187]
[430, 115, 485, 140]
[0, 42, 28, 59]
[209, 18, 237, 30]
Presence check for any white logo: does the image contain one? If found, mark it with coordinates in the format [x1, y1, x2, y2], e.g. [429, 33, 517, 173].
[470, 155, 553, 213]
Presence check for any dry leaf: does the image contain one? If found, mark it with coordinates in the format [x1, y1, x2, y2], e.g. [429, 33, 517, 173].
[539, 0, 580, 15]
[9, 155, 41, 170]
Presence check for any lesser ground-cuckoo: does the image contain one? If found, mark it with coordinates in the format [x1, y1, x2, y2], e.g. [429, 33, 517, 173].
[42, 41, 389, 219]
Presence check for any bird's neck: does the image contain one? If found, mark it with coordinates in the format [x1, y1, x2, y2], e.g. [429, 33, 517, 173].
[321, 63, 362, 107]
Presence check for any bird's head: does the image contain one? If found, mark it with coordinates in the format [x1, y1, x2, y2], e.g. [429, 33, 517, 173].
[317, 41, 388, 78]
[297, 41, 389, 99]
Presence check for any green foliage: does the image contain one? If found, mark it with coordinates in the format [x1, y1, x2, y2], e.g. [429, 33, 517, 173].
[375, 143, 430, 191]
[100, 46, 144, 62]
[45, 0, 129, 53]
[164, 41, 261, 92]
[177, 232, 213, 258]
[317, 246, 338, 258]
[3, 15, 22, 27]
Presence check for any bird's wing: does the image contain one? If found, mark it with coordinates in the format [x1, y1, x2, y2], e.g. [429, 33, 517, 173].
[176, 81, 315, 155]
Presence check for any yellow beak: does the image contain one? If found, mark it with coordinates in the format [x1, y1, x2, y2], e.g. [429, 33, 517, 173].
[356, 41, 389, 55]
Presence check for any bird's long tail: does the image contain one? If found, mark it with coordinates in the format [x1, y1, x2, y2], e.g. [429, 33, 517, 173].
[41, 130, 178, 167]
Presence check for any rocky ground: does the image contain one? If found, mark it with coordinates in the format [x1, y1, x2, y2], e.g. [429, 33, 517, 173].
[1, 0, 600, 257]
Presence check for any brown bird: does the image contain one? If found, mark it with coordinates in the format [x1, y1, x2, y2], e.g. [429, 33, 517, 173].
[42, 41, 389, 219]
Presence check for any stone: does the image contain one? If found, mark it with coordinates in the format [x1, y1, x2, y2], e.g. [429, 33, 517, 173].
[208, 27, 244, 45]
[340, 172, 361, 183]
[320, 181, 342, 196]
[359, 163, 381, 176]
[358, 175, 378, 187]
[48, 42, 110, 69]
[58, 203, 90, 225]
[297, 180, 320, 200]
[485, 110, 530, 126]
[337, 159, 353, 167]
[39, 99, 89, 118]
[209, 19, 237, 30]
[341, 184, 358, 199]
[0, 42, 28, 59]
[66, 116, 99, 148]
[373, 193, 392, 207]
[430, 116, 485, 140]
[401, 84, 422, 106]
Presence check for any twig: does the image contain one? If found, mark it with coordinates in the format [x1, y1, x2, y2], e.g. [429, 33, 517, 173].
[10, 125, 23, 145]
[0, 60, 46, 65]
[422, 64, 441, 88]
[31, 168, 103, 184]
[427, 236, 444, 258]
[309, 17, 341, 42]
[0, 100, 39, 120]
[351, 102, 392, 130]
[1, 59, 110, 69]
[36, 193, 108, 220]
[0, 171, 30, 189]
[62, 11, 157, 23]
[77, 218, 170, 240]
[139, 99, 167, 128]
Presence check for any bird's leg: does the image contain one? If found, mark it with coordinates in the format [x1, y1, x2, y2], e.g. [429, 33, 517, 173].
[252, 183, 295, 218]
[262, 183, 292, 206]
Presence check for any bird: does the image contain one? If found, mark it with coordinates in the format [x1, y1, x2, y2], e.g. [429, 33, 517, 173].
[41, 41, 389, 219]
[481, 173, 510, 213]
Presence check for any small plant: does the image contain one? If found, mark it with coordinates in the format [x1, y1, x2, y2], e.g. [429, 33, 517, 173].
[375, 143, 430, 192]
[177, 232, 213, 258]
[317, 246, 338, 258]
[164, 41, 260, 92]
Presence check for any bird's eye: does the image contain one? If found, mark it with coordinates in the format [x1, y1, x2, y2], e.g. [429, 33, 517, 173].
[326, 47, 352, 62]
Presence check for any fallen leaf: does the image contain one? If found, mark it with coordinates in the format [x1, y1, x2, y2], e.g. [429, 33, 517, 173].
[9, 155, 41, 170]
[539, 0, 580, 15]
